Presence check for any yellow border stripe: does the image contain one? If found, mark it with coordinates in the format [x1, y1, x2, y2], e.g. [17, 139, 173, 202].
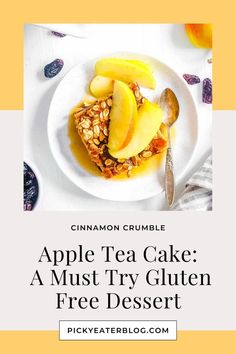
[0, 331, 235, 353]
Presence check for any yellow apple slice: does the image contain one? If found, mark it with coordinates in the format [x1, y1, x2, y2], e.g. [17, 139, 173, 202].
[95, 58, 156, 89]
[89, 75, 114, 97]
[108, 80, 137, 152]
[109, 99, 163, 159]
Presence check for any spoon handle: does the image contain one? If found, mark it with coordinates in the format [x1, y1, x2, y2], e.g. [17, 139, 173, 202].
[165, 135, 175, 207]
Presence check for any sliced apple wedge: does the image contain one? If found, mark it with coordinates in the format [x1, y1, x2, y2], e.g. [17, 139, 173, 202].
[89, 75, 114, 97]
[95, 58, 156, 89]
[109, 99, 163, 159]
[108, 80, 137, 152]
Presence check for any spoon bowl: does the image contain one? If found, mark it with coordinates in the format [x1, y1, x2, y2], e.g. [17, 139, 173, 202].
[160, 88, 180, 128]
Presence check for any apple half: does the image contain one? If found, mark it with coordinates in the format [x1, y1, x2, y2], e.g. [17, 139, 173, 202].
[185, 24, 212, 49]
[89, 75, 114, 98]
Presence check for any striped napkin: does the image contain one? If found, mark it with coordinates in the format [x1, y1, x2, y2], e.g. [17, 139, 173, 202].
[173, 155, 212, 211]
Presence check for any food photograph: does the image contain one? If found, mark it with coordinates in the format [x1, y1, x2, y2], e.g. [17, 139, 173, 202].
[24, 24, 212, 211]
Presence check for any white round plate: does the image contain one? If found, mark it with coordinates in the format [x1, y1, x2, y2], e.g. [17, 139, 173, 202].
[48, 53, 198, 201]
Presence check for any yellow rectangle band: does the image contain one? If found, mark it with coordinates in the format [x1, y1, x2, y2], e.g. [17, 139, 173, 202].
[0, 331, 235, 353]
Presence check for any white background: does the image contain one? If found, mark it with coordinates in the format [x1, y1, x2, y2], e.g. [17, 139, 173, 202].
[24, 24, 212, 210]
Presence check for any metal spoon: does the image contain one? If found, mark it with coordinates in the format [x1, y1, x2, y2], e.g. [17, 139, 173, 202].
[159, 88, 180, 207]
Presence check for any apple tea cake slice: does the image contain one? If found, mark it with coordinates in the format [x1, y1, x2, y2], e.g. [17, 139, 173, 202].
[73, 83, 167, 178]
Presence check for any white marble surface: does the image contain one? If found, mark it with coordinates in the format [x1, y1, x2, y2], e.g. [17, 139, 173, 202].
[24, 24, 212, 211]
